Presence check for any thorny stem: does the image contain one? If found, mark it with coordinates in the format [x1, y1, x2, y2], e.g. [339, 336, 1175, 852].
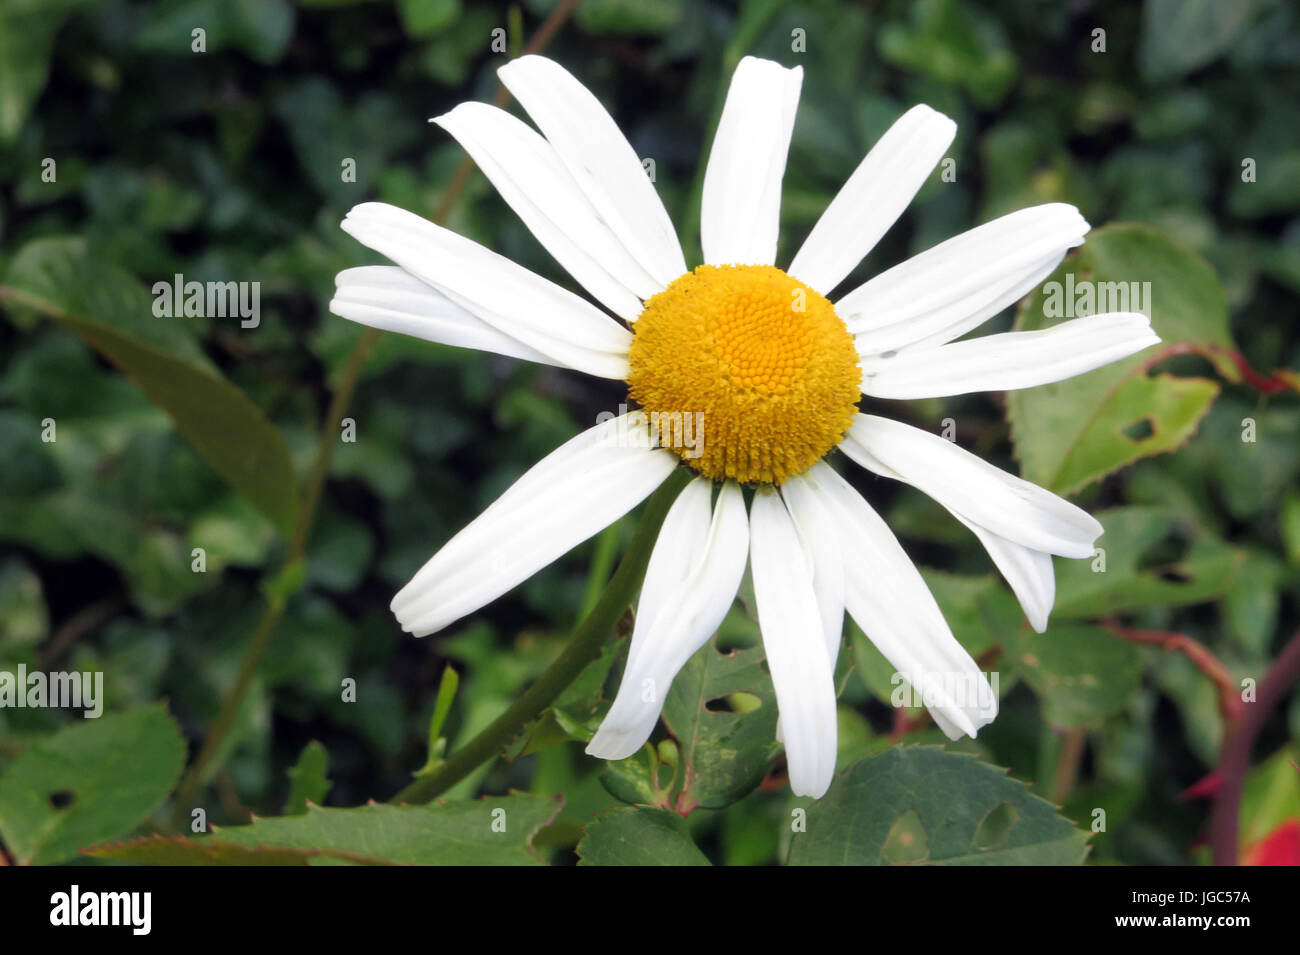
[169, 0, 585, 825]
[1208, 630, 1300, 865]
[1109, 623, 1300, 864]
[1107, 625, 1244, 721]
[392, 468, 692, 806]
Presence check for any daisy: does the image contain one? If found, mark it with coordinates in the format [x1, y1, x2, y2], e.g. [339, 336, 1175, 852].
[331, 55, 1159, 798]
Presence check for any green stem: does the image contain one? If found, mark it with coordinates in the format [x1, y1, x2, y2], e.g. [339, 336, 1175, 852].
[392, 467, 692, 805]
[170, 329, 381, 824]
[167, 0, 586, 827]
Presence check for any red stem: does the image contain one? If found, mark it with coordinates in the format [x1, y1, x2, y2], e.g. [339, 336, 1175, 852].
[1208, 630, 1300, 865]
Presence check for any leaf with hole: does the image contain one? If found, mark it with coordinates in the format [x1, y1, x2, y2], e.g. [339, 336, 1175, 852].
[1007, 224, 1232, 496]
[0, 703, 185, 865]
[659, 638, 780, 811]
[1053, 506, 1243, 619]
[787, 746, 1089, 865]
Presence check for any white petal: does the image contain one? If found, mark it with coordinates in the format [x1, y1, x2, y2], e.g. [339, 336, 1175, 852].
[701, 57, 802, 267]
[841, 414, 1103, 559]
[749, 487, 837, 799]
[587, 480, 748, 761]
[842, 203, 1089, 352]
[341, 202, 632, 380]
[779, 475, 845, 668]
[957, 516, 1055, 633]
[330, 266, 558, 366]
[497, 55, 686, 288]
[391, 414, 678, 637]
[789, 105, 956, 295]
[805, 462, 997, 739]
[433, 102, 661, 321]
[859, 312, 1160, 399]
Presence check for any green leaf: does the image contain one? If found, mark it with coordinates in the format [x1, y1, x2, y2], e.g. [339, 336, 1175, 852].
[1239, 746, 1300, 848]
[85, 834, 322, 865]
[576, 0, 685, 36]
[284, 740, 331, 814]
[134, 0, 296, 65]
[1, 238, 299, 536]
[416, 665, 459, 774]
[206, 795, 562, 865]
[396, 0, 460, 38]
[1007, 224, 1232, 495]
[1053, 506, 1243, 618]
[787, 747, 1090, 865]
[660, 638, 779, 810]
[1140, 0, 1260, 82]
[878, 0, 1018, 107]
[1010, 626, 1142, 728]
[576, 807, 710, 865]
[0, 558, 49, 649]
[0, 703, 185, 864]
[0, 0, 94, 142]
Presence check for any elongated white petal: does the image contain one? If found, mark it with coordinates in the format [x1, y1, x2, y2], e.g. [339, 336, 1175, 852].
[842, 203, 1089, 353]
[806, 462, 997, 740]
[392, 414, 677, 637]
[330, 266, 557, 366]
[779, 475, 845, 668]
[433, 103, 660, 321]
[859, 312, 1160, 399]
[841, 414, 1103, 559]
[957, 516, 1055, 633]
[587, 480, 748, 761]
[749, 488, 837, 799]
[701, 57, 802, 267]
[341, 202, 632, 379]
[789, 105, 955, 295]
[498, 55, 686, 287]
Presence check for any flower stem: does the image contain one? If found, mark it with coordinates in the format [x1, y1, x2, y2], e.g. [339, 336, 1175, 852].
[391, 467, 692, 805]
[1208, 629, 1300, 865]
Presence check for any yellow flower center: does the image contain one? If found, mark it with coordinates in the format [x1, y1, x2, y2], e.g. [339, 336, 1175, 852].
[627, 264, 861, 485]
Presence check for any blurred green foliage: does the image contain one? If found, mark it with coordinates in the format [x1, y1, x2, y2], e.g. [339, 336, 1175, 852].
[1, 0, 1298, 865]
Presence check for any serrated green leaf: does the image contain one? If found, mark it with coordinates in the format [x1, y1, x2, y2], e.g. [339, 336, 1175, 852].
[0, 703, 185, 864]
[1054, 506, 1243, 618]
[1007, 224, 1233, 495]
[209, 794, 562, 865]
[1, 238, 299, 536]
[787, 747, 1090, 865]
[576, 807, 710, 865]
[85, 834, 321, 865]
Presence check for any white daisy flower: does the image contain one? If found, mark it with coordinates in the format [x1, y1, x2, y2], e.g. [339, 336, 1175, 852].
[331, 55, 1160, 798]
